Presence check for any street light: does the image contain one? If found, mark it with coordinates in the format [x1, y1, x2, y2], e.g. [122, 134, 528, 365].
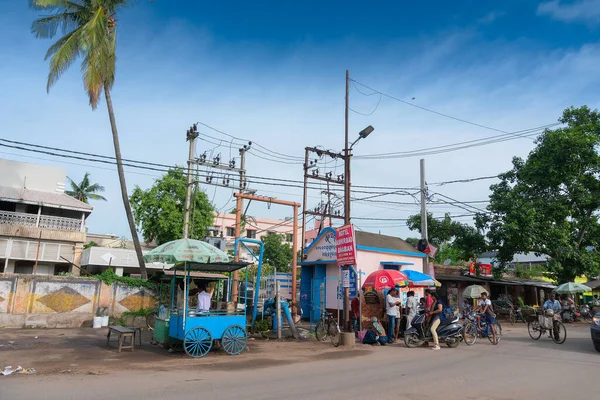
[343, 125, 374, 333]
[350, 125, 374, 149]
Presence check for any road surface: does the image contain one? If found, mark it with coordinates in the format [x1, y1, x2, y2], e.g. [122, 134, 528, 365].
[2, 324, 599, 400]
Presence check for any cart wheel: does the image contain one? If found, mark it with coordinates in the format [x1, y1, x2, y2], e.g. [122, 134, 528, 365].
[184, 327, 212, 358]
[221, 325, 248, 355]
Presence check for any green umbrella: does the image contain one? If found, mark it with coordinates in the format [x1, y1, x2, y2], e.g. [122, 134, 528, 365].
[554, 282, 591, 294]
[462, 285, 489, 299]
[143, 238, 230, 265]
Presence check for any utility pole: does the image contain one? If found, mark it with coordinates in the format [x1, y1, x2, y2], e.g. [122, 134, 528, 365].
[420, 158, 430, 275]
[232, 143, 251, 301]
[343, 69, 351, 333]
[300, 148, 309, 258]
[183, 124, 199, 239]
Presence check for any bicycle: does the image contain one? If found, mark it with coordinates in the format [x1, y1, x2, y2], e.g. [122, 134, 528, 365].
[528, 309, 566, 344]
[314, 310, 341, 347]
[462, 311, 502, 345]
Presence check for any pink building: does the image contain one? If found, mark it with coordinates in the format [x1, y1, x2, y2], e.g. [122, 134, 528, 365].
[299, 227, 426, 323]
[212, 212, 301, 262]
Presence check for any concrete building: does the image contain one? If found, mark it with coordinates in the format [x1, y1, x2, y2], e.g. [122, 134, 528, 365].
[299, 227, 426, 323]
[477, 251, 550, 270]
[0, 158, 91, 275]
[212, 212, 301, 262]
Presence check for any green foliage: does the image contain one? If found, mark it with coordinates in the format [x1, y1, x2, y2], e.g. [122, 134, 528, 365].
[514, 264, 546, 279]
[404, 237, 419, 247]
[257, 234, 293, 272]
[30, 0, 126, 109]
[406, 213, 487, 263]
[479, 106, 600, 283]
[95, 268, 155, 290]
[84, 241, 98, 250]
[253, 318, 270, 334]
[66, 173, 106, 203]
[130, 168, 214, 245]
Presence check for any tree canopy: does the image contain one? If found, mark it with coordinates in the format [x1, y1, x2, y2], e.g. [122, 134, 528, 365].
[406, 213, 487, 264]
[478, 106, 600, 282]
[130, 169, 214, 245]
[258, 233, 294, 273]
[66, 173, 106, 203]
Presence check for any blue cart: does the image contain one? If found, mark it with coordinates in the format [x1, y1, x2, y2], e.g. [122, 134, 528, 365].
[168, 238, 265, 358]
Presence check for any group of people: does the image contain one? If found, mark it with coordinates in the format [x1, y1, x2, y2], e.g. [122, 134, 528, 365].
[357, 288, 498, 350]
[355, 288, 446, 350]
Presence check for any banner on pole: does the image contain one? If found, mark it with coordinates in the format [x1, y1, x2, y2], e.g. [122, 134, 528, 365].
[336, 224, 357, 266]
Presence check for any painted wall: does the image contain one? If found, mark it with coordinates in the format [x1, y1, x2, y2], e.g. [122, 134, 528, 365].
[0, 158, 66, 193]
[0, 274, 157, 328]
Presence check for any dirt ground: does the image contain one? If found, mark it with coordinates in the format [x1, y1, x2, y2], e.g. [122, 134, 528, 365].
[0, 327, 372, 376]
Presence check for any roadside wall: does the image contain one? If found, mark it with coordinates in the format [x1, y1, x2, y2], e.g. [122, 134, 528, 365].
[0, 274, 157, 328]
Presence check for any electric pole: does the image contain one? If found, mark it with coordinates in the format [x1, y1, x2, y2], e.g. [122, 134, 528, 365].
[420, 158, 430, 275]
[232, 143, 251, 300]
[183, 124, 199, 239]
[343, 69, 351, 332]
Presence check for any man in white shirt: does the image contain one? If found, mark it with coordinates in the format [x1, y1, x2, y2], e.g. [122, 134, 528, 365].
[475, 292, 494, 328]
[197, 285, 212, 313]
[405, 291, 419, 330]
[386, 287, 402, 342]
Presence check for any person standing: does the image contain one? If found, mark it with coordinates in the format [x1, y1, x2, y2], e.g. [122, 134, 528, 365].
[405, 291, 418, 330]
[386, 287, 402, 343]
[429, 291, 443, 350]
[351, 294, 361, 332]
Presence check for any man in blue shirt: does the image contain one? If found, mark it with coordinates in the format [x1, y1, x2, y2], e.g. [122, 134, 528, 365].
[543, 292, 561, 313]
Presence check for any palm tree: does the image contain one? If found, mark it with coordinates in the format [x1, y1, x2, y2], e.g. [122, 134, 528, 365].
[66, 173, 107, 203]
[31, 0, 149, 279]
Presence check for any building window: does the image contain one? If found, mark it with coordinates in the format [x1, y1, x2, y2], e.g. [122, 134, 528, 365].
[14, 260, 34, 274]
[226, 227, 235, 237]
[246, 229, 257, 239]
[286, 234, 293, 242]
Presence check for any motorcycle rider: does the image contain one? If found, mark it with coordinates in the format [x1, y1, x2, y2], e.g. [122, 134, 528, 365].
[560, 294, 575, 321]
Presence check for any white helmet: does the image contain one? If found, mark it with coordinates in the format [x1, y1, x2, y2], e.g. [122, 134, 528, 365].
[545, 309, 554, 317]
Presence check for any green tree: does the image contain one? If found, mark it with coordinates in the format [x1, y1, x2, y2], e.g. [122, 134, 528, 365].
[31, 0, 149, 278]
[258, 234, 293, 273]
[407, 213, 487, 263]
[479, 106, 600, 282]
[130, 169, 214, 245]
[66, 173, 107, 203]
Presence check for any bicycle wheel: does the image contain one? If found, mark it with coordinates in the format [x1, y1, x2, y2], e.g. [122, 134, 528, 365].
[328, 320, 341, 347]
[315, 320, 327, 341]
[552, 321, 567, 344]
[146, 311, 157, 332]
[463, 322, 477, 346]
[528, 320, 542, 340]
[508, 311, 516, 325]
[488, 322, 502, 345]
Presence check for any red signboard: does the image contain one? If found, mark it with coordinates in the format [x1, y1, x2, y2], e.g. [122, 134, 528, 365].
[336, 224, 357, 266]
[469, 262, 493, 277]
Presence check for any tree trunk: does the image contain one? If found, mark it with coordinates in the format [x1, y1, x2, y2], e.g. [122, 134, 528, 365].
[104, 83, 148, 280]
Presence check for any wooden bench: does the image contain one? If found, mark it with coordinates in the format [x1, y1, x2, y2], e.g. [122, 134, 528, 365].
[106, 326, 139, 352]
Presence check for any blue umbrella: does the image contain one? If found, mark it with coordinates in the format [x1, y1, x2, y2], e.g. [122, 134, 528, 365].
[403, 269, 441, 287]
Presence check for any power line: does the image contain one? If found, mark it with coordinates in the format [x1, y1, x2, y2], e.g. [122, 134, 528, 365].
[196, 121, 304, 161]
[352, 79, 560, 135]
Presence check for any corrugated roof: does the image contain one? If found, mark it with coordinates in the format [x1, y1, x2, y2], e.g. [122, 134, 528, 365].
[355, 231, 424, 255]
[585, 279, 600, 289]
[0, 185, 92, 211]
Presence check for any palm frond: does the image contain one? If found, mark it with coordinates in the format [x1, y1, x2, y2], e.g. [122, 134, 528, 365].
[87, 193, 107, 201]
[31, 12, 82, 39]
[46, 26, 84, 92]
[86, 183, 105, 193]
[80, 6, 113, 108]
[30, 0, 87, 12]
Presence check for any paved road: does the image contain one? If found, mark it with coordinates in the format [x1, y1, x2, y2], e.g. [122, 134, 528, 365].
[2, 325, 599, 400]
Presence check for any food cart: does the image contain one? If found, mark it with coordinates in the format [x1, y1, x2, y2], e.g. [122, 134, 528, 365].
[144, 238, 265, 358]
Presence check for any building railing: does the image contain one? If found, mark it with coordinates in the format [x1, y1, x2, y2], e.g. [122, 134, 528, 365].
[0, 210, 82, 232]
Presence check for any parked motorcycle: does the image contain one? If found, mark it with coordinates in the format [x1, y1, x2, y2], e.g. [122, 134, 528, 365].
[404, 309, 463, 348]
[560, 302, 580, 323]
[579, 304, 595, 323]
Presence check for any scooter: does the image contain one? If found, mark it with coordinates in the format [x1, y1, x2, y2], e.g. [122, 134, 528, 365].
[403, 309, 463, 348]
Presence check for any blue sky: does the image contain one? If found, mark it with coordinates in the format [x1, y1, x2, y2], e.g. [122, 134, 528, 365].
[1, 0, 600, 240]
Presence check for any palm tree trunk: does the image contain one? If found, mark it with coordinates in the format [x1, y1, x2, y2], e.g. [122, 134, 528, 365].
[104, 83, 148, 280]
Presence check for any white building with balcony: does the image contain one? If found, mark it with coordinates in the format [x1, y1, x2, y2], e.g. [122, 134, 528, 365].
[0, 158, 92, 275]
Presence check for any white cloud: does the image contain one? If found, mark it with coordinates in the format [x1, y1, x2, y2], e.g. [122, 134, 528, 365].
[537, 0, 600, 24]
[477, 11, 505, 24]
